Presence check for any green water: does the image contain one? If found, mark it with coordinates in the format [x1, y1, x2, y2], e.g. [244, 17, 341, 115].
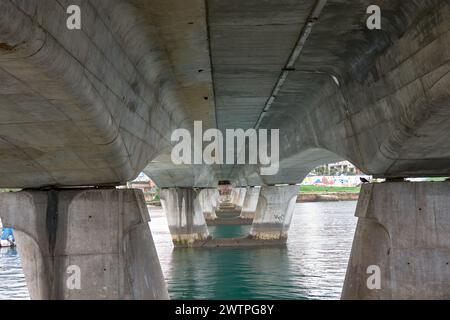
[0, 248, 29, 299]
[0, 202, 357, 300]
[207, 225, 251, 238]
[150, 201, 358, 300]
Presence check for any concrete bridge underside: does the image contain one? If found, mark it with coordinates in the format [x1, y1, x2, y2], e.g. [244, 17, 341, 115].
[0, 0, 449, 299]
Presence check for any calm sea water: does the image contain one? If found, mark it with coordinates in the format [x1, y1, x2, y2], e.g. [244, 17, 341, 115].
[0, 248, 29, 300]
[0, 201, 357, 300]
[151, 201, 358, 300]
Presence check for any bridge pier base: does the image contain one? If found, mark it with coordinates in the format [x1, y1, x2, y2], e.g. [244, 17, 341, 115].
[240, 187, 261, 219]
[0, 188, 168, 300]
[160, 188, 209, 247]
[249, 185, 298, 240]
[199, 189, 219, 221]
[342, 182, 450, 299]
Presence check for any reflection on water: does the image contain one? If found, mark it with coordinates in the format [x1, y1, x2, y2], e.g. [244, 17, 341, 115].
[0, 201, 357, 300]
[150, 201, 358, 300]
[168, 247, 293, 300]
[207, 225, 251, 239]
[0, 247, 29, 300]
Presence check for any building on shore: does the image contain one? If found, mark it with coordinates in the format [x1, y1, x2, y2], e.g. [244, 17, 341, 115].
[312, 161, 362, 176]
[125, 173, 159, 204]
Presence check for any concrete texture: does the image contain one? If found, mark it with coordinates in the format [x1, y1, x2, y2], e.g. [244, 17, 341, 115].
[342, 182, 450, 300]
[229, 188, 238, 205]
[0, 0, 199, 188]
[228, 0, 450, 186]
[0, 0, 449, 189]
[0, 0, 449, 300]
[199, 188, 219, 220]
[160, 188, 209, 246]
[183, 237, 286, 248]
[298, 193, 360, 202]
[215, 196, 241, 217]
[236, 188, 247, 209]
[230, 187, 247, 209]
[206, 217, 253, 226]
[0, 189, 168, 300]
[240, 187, 261, 219]
[215, 209, 241, 219]
[250, 185, 298, 240]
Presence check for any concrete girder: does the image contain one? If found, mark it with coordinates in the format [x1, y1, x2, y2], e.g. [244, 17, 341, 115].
[0, 0, 449, 188]
[226, 1, 450, 185]
[0, 0, 191, 188]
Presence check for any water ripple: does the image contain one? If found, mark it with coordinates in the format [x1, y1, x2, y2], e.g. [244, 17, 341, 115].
[151, 201, 358, 300]
[0, 202, 357, 300]
[0, 248, 30, 300]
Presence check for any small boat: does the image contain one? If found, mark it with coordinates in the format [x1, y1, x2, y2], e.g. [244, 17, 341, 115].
[0, 228, 15, 247]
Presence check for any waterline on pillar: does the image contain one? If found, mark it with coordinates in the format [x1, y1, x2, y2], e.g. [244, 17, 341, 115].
[249, 185, 298, 241]
[250, 224, 289, 241]
[168, 228, 211, 247]
[0, 188, 168, 300]
[160, 188, 210, 247]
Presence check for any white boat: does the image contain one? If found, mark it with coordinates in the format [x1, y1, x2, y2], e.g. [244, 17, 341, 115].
[0, 220, 15, 247]
[0, 239, 14, 247]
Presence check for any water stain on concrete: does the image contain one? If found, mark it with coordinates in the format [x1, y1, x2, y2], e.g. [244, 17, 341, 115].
[0, 43, 15, 51]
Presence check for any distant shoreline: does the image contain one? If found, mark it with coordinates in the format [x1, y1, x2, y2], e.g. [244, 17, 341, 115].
[297, 192, 359, 202]
[146, 186, 362, 206]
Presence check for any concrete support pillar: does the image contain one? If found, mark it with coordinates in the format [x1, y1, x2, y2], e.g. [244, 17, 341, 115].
[160, 188, 209, 246]
[342, 182, 450, 300]
[230, 188, 239, 205]
[240, 187, 261, 219]
[235, 187, 247, 209]
[219, 192, 228, 204]
[199, 189, 219, 221]
[250, 185, 298, 240]
[0, 189, 168, 300]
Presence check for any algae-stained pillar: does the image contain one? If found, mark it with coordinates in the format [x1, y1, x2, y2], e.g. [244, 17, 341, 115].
[342, 182, 450, 299]
[235, 187, 247, 210]
[250, 185, 298, 240]
[0, 189, 168, 300]
[230, 188, 239, 205]
[160, 188, 209, 246]
[199, 188, 220, 221]
[240, 187, 261, 219]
